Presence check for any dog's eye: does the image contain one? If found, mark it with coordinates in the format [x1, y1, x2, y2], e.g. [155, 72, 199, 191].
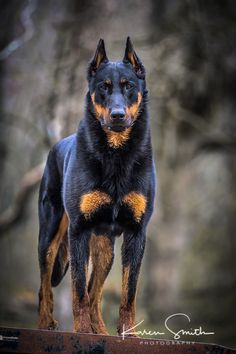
[99, 82, 110, 91]
[124, 82, 133, 90]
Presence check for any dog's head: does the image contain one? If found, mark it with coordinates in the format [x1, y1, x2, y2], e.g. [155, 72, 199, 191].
[87, 37, 146, 133]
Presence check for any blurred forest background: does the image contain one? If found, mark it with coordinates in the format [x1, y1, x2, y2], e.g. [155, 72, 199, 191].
[0, 0, 236, 348]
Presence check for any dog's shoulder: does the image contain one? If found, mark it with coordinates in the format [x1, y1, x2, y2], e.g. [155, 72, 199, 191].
[52, 134, 77, 157]
[45, 133, 77, 178]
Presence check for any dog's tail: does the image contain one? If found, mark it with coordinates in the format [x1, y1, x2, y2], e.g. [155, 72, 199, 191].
[51, 234, 69, 287]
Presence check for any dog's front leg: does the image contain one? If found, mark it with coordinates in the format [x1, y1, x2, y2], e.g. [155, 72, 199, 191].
[117, 228, 146, 336]
[69, 224, 93, 333]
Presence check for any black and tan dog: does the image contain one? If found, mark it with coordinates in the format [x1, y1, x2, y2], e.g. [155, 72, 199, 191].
[38, 37, 156, 335]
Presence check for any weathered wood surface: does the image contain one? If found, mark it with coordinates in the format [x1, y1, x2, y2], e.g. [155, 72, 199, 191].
[0, 327, 235, 354]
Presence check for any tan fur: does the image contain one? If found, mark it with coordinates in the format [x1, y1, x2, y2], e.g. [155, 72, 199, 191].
[105, 79, 111, 85]
[72, 264, 92, 333]
[127, 52, 136, 67]
[122, 191, 147, 222]
[120, 265, 130, 307]
[89, 234, 113, 334]
[120, 78, 126, 84]
[105, 127, 132, 148]
[126, 92, 142, 119]
[80, 191, 112, 219]
[104, 92, 142, 148]
[57, 232, 69, 277]
[118, 265, 136, 335]
[95, 52, 104, 69]
[38, 213, 68, 329]
[91, 93, 109, 119]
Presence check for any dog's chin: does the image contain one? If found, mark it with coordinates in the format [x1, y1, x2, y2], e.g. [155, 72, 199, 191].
[103, 125, 130, 133]
[109, 126, 128, 132]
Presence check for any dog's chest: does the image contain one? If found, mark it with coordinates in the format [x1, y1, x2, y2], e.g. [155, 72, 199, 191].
[78, 157, 147, 227]
[100, 153, 132, 198]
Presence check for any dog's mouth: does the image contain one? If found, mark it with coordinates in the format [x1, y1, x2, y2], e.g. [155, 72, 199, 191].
[100, 117, 132, 133]
[105, 125, 128, 132]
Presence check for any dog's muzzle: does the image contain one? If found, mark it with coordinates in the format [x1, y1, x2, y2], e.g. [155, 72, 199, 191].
[103, 109, 131, 132]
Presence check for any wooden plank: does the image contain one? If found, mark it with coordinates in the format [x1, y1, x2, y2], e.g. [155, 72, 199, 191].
[0, 327, 235, 354]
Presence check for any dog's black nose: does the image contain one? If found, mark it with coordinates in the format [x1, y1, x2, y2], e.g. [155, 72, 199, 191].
[111, 109, 125, 121]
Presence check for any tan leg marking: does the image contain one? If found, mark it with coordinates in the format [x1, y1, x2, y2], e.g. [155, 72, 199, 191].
[89, 234, 114, 334]
[38, 212, 68, 329]
[56, 231, 69, 278]
[72, 263, 92, 333]
[122, 192, 147, 222]
[118, 265, 137, 336]
[80, 191, 112, 219]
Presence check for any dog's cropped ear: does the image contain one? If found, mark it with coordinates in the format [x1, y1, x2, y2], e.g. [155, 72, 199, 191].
[88, 39, 108, 78]
[123, 37, 145, 79]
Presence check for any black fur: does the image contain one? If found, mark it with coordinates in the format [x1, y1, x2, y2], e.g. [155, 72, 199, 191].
[38, 37, 156, 331]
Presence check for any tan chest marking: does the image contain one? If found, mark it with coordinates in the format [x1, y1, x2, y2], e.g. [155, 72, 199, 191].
[80, 191, 112, 219]
[105, 127, 132, 148]
[122, 192, 147, 222]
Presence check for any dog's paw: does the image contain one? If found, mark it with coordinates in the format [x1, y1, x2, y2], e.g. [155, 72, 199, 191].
[73, 319, 93, 334]
[38, 318, 59, 331]
[48, 319, 59, 331]
[73, 326, 93, 334]
[117, 322, 140, 338]
[91, 322, 109, 335]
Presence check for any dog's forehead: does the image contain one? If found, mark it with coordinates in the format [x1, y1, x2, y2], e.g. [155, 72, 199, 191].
[95, 61, 138, 82]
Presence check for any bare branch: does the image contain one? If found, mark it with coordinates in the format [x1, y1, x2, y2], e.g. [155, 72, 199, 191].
[0, 0, 37, 60]
[196, 138, 236, 154]
[0, 162, 45, 235]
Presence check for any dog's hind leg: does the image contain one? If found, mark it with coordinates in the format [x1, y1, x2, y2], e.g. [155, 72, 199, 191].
[38, 212, 68, 329]
[88, 234, 115, 334]
[38, 148, 69, 330]
[51, 231, 69, 287]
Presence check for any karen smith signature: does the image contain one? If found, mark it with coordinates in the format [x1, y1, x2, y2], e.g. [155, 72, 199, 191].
[121, 313, 215, 340]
